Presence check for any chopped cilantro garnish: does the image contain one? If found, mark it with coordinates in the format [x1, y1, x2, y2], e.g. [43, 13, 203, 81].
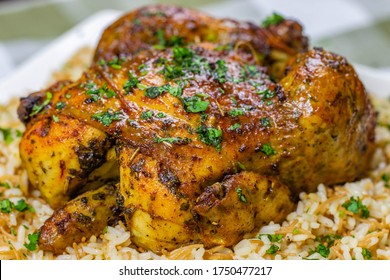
[100, 84, 116, 98]
[342, 197, 370, 218]
[312, 244, 330, 258]
[24, 231, 40, 251]
[266, 244, 280, 255]
[0, 128, 13, 144]
[160, 47, 195, 80]
[145, 86, 164, 99]
[143, 83, 182, 99]
[315, 234, 342, 247]
[182, 96, 209, 113]
[154, 29, 184, 50]
[261, 143, 277, 156]
[138, 64, 149, 76]
[0, 199, 34, 213]
[261, 117, 271, 127]
[140, 110, 154, 120]
[92, 110, 123, 126]
[166, 85, 182, 97]
[84, 82, 116, 100]
[228, 108, 245, 117]
[154, 29, 166, 50]
[200, 112, 208, 123]
[123, 72, 139, 93]
[236, 187, 247, 203]
[214, 44, 233, 51]
[214, 60, 228, 83]
[0, 181, 11, 189]
[56, 101, 66, 110]
[228, 123, 241, 131]
[161, 64, 184, 80]
[292, 228, 300, 235]
[257, 89, 275, 100]
[233, 162, 246, 173]
[259, 234, 283, 243]
[245, 65, 259, 77]
[154, 136, 191, 145]
[168, 36, 184, 47]
[52, 115, 59, 123]
[137, 83, 148, 90]
[100, 57, 125, 69]
[14, 199, 34, 212]
[30, 92, 52, 117]
[195, 125, 223, 151]
[156, 112, 166, 118]
[382, 173, 390, 188]
[0, 199, 14, 213]
[173, 47, 194, 65]
[160, 46, 211, 81]
[262, 12, 285, 28]
[362, 248, 372, 260]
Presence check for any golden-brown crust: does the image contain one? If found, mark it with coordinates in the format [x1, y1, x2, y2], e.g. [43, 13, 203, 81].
[38, 184, 121, 254]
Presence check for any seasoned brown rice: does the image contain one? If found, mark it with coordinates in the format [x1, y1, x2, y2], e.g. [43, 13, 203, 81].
[1, 48, 390, 260]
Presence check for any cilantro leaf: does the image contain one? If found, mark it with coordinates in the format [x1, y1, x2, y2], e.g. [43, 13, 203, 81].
[228, 123, 241, 131]
[195, 125, 223, 151]
[123, 72, 140, 93]
[266, 244, 280, 255]
[362, 248, 372, 260]
[342, 197, 370, 218]
[262, 12, 285, 28]
[314, 244, 330, 258]
[214, 60, 228, 83]
[259, 234, 283, 243]
[14, 199, 34, 212]
[92, 110, 124, 126]
[30, 92, 52, 117]
[261, 143, 277, 156]
[0, 199, 14, 213]
[228, 108, 245, 117]
[140, 110, 154, 120]
[24, 231, 40, 251]
[145, 86, 164, 99]
[236, 187, 247, 203]
[0, 181, 11, 189]
[0, 128, 13, 144]
[182, 96, 209, 113]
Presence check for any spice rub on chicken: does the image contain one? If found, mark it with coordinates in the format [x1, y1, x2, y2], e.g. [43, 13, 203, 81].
[17, 5, 376, 254]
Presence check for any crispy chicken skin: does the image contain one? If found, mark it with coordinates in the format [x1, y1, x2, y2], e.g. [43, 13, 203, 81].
[17, 5, 376, 253]
[38, 184, 123, 253]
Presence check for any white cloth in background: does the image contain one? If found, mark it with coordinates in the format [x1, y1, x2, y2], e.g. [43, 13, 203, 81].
[204, 0, 374, 41]
[0, 44, 14, 78]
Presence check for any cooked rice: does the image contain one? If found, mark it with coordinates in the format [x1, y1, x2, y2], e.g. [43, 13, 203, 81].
[1, 48, 390, 260]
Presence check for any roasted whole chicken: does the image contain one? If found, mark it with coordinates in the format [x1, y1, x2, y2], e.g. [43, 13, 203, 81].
[17, 5, 376, 253]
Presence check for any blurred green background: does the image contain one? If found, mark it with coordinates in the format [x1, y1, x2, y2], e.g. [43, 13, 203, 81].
[1, 0, 390, 78]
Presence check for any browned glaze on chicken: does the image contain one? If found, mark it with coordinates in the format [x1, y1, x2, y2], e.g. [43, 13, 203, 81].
[17, 5, 375, 253]
[94, 5, 308, 78]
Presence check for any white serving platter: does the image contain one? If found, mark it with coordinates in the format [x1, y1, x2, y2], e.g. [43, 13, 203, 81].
[0, 9, 389, 104]
[0, 9, 122, 104]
